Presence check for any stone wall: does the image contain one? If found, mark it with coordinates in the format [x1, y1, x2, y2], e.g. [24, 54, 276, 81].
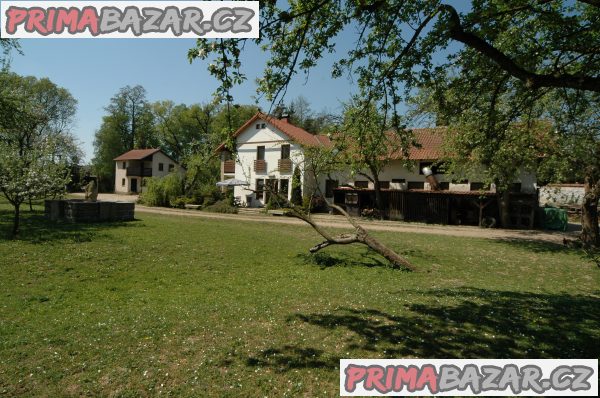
[45, 200, 135, 222]
[539, 184, 585, 207]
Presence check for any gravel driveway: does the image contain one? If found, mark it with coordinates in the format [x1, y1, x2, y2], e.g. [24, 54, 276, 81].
[71, 192, 579, 244]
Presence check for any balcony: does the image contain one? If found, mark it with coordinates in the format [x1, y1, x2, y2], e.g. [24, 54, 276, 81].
[278, 158, 292, 173]
[254, 160, 266, 173]
[126, 167, 152, 177]
[223, 160, 235, 174]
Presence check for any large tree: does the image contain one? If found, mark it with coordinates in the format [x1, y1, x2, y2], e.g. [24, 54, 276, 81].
[335, 97, 411, 214]
[92, 85, 156, 189]
[540, 90, 600, 246]
[190, 1, 599, 127]
[0, 72, 78, 236]
[410, 31, 599, 240]
[410, 61, 554, 227]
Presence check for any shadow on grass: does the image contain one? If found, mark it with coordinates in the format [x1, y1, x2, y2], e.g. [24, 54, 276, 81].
[245, 288, 600, 372]
[492, 237, 600, 267]
[246, 346, 338, 372]
[492, 237, 578, 254]
[0, 209, 140, 243]
[297, 247, 431, 270]
[298, 250, 388, 269]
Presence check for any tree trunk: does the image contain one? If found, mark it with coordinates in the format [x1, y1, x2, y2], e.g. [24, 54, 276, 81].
[361, 233, 415, 270]
[300, 202, 416, 271]
[581, 176, 600, 247]
[368, 164, 384, 218]
[12, 203, 20, 237]
[373, 178, 383, 216]
[498, 190, 511, 228]
[29, 197, 33, 211]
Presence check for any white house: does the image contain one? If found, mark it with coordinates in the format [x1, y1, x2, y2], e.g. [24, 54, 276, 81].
[218, 113, 537, 208]
[114, 148, 184, 194]
[217, 112, 331, 207]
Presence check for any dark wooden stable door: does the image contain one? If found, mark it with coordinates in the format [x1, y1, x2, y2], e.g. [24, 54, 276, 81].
[130, 178, 138, 193]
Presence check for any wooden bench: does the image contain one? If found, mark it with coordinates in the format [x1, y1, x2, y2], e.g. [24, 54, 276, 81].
[184, 204, 202, 210]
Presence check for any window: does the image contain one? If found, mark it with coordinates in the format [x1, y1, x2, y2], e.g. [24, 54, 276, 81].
[379, 181, 390, 189]
[141, 178, 147, 187]
[281, 144, 290, 159]
[256, 123, 260, 129]
[121, 178, 125, 186]
[279, 179, 289, 196]
[261, 123, 266, 129]
[407, 181, 425, 190]
[439, 182, 450, 190]
[354, 181, 369, 189]
[470, 182, 485, 191]
[158, 163, 164, 171]
[391, 178, 406, 190]
[122, 161, 126, 169]
[256, 179, 265, 197]
[345, 193, 358, 205]
[168, 164, 174, 172]
[257, 146, 265, 161]
[325, 179, 339, 197]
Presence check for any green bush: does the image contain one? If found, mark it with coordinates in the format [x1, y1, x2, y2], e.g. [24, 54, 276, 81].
[203, 199, 238, 214]
[200, 185, 223, 206]
[291, 166, 302, 205]
[169, 196, 194, 209]
[139, 174, 184, 207]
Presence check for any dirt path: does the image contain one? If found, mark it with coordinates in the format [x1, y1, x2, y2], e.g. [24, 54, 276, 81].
[136, 203, 578, 244]
[72, 193, 578, 244]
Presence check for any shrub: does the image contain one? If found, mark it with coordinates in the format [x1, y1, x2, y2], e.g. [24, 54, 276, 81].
[169, 196, 194, 209]
[200, 185, 223, 206]
[139, 174, 184, 207]
[290, 166, 302, 205]
[203, 199, 238, 214]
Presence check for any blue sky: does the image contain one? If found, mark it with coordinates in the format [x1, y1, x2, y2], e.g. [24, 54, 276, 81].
[7, 2, 467, 163]
[9, 37, 357, 162]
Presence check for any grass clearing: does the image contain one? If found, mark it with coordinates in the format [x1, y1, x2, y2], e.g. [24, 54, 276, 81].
[0, 199, 598, 396]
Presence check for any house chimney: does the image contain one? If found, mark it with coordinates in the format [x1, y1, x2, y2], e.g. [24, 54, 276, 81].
[280, 114, 290, 123]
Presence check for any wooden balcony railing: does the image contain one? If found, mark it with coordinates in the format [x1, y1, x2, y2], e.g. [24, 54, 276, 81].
[223, 160, 235, 174]
[278, 158, 292, 173]
[126, 167, 152, 177]
[254, 160, 266, 173]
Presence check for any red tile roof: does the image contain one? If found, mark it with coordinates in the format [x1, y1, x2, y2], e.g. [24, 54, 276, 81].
[217, 112, 446, 161]
[409, 127, 446, 160]
[114, 148, 161, 161]
[391, 127, 446, 160]
[216, 112, 331, 151]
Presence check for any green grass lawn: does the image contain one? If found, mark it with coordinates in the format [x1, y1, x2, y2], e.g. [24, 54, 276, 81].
[0, 199, 598, 397]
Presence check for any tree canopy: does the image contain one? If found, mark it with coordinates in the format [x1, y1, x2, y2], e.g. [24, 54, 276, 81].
[0, 71, 79, 236]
